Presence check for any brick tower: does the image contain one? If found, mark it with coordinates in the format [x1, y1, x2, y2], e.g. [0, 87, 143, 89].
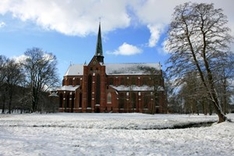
[82, 23, 107, 112]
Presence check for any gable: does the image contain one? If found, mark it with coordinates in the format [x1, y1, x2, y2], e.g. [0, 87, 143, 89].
[88, 56, 103, 67]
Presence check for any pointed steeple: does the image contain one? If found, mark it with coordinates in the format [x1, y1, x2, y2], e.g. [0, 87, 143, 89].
[95, 23, 104, 63]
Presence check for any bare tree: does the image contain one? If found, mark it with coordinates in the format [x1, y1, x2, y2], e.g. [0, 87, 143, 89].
[0, 55, 7, 85]
[4, 59, 25, 113]
[140, 66, 166, 114]
[23, 48, 59, 112]
[178, 72, 210, 114]
[0, 55, 7, 113]
[214, 55, 234, 114]
[166, 2, 233, 122]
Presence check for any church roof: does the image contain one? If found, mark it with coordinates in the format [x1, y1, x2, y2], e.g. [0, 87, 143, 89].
[64, 63, 161, 76]
[110, 85, 154, 91]
[65, 64, 83, 76]
[109, 85, 164, 92]
[57, 85, 80, 91]
[105, 63, 161, 75]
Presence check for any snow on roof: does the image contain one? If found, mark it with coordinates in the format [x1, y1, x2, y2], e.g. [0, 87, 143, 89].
[65, 64, 83, 76]
[110, 85, 153, 91]
[65, 63, 161, 76]
[106, 63, 161, 75]
[57, 85, 80, 91]
[110, 85, 165, 92]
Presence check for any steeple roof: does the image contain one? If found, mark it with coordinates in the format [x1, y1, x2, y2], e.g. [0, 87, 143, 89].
[95, 23, 103, 56]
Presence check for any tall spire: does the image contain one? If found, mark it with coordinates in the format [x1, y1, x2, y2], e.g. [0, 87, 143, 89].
[95, 23, 104, 63]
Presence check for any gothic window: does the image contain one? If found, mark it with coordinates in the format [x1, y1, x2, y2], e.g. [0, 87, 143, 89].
[109, 77, 114, 85]
[69, 78, 72, 85]
[120, 77, 124, 85]
[96, 74, 100, 104]
[119, 93, 125, 108]
[87, 74, 92, 107]
[143, 77, 148, 85]
[107, 92, 112, 104]
[115, 77, 119, 86]
[131, 77, 136, 85]
[144, 95, 149, 108]
[126, 77, 129, 86]
[77, 78, 80, 85]
[71, 93, 74, 112]
[79, 93, 82, 108]
[66, 94, 69, 108]
[131, 92, 136, 109]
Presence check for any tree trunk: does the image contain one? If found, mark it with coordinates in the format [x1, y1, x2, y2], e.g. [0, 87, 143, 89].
[211, 94, 227, 123]
[206, 67, 227, 122]
[2, 94, 6, 114]
[2, 102, 5, 114]
[8, 100, 12, 114]
[8, 93, 13, 114]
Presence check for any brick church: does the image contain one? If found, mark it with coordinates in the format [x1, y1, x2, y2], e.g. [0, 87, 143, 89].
[57, 24, 167, 113]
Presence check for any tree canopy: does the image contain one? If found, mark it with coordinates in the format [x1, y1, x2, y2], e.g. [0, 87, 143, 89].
[0, 48, 60, 113]
[166, 2, 234, 122]
[23, 47, 60, 112]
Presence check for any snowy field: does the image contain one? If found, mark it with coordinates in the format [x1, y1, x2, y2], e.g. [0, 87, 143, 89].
[0, 113, 233, 156]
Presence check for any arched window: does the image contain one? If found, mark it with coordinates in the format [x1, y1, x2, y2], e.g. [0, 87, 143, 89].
[109, 77, 114, 85]
[69, 78, 72, 85]
[96, 74, 100, 104]
[120, 77, 124, 85]
[143, 77, 148, 85]
[107, 92, 112, 104]
[144, 95, 149, 109]
[59, 93, 63, 107]
[79, 93, 82, 108]
[131, 77, 136, 85]
[119, 93, 125, 108]
[131, 92, 136, 109]
[87, 74, 92, 107]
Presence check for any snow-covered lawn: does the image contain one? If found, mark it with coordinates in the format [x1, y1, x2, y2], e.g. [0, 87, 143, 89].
[0, 113, 233, 156]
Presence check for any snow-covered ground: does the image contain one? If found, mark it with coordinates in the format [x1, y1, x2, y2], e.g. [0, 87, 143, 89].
[0, 113, 233, 156]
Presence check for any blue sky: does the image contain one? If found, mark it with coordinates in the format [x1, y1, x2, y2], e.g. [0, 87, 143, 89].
[0, 0, 233, 79]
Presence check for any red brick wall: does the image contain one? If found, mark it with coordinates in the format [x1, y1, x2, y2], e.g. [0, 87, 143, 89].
[58, 61, 167, 113]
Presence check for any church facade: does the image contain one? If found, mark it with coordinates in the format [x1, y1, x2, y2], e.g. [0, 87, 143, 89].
[57, 25, 167, 113]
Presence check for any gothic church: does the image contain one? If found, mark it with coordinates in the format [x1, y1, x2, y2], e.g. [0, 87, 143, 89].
[57, 24, 167, 113]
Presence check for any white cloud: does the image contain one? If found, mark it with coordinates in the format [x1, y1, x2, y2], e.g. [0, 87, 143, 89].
[0, 0, 131, 36]
[107, 42, 142, 56]
[0, 0, 233, 51]
[0, 21, 6, 28]
[130, 0, 174, 24]
[147, 24, 164, 47]
[131, 0, 234, 51]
